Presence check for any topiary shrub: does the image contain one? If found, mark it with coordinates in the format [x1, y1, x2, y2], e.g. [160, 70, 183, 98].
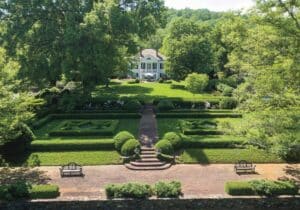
[123, 100, 142, 112]
[121, 139, 141, 156]
[222, 86, 234, 96]
[157, 100, 175, 112]
[154, 181, 182, 198]
[1, 123, 35, 155]
[219, 98, 238, 109]
[114, 131, 135, 152]
[155, 140, 174, 155]
[105, 183, 152, 199]
[163, 132, 182, 150]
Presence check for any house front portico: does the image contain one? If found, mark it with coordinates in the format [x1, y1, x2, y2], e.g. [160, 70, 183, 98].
[131, 49, 166, 81]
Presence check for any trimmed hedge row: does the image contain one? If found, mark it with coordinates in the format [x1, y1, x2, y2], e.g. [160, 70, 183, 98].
[29, 185, 60, 199]
[51, 113, 140, 119]
[156, 113, 242, 118]
[105, 181, 182, 199]
[183, 139, 244, 148]
[30, 140, 115, 151]
[182, 130, 223, 135]
[49, 130, 116, 137]
[225, 180, 298, 196]
[106, 183, 152, 199]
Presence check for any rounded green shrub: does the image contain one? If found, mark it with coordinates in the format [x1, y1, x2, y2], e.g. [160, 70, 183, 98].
[114, 131, 135, 151]
[219, 98, 238, 109]
[121, 139, 141, 156]
[123, 100, 142, 112]
[157, 99, 175, 111]
[155, 140, 174, 155]
[163, 132, 182, 150]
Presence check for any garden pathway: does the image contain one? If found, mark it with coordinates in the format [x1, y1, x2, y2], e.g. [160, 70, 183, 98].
[40, 164, 299, 200]
[138, 104, 158, 147]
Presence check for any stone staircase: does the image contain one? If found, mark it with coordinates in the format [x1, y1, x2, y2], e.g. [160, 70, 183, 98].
[125, 147, 171, 171]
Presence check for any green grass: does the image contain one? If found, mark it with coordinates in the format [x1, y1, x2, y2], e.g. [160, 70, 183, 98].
[92, 80, 222, 102]
[30, 139, 115, 151]
[179, 148, 284, 164]
[24, 151, 122, 166]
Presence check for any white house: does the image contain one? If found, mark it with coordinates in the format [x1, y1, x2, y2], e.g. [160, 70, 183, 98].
[131, 49, 166, 80]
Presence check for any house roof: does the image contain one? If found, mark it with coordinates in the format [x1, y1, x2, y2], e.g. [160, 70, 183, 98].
[139, 49, 166, 61]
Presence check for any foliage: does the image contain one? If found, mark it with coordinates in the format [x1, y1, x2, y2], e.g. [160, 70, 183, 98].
[29, 185, 60, 199]
[249, 180, 298, 196]
[225, 180, 298, 196]
[185, 73, 209, 94]
[105, 183, 152, 199]
[2, 0, 165, 91]
[121, 139, 140, 156]
[162, 18, 214, 80]
[114, 131, 135, 152]
[163, 132, 182, 150]
[154, 181, 182, 198]
[157, 99, 175, 111]
[226, 110, 299, 161]
[219, 98, 238, 109]
[123, 100, 142, 112]
[0, 180, 30, 201]
[155, 140, 174, 155]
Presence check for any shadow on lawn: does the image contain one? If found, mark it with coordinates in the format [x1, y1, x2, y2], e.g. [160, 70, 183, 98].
[183, 149, 210, 165]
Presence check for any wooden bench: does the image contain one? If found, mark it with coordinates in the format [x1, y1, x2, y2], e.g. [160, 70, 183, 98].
[234, 160, 256, 174]
[60, 162, 83, 177]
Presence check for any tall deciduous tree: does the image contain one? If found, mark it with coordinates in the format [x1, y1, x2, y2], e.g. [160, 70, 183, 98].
[162, 18, 214, 80]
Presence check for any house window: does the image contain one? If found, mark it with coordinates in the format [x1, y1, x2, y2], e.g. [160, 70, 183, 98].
[147, 63, 151, 70]
[160, 63, 164, 70]
[153, 63, 157, 70]
[141, 63, 145, 69]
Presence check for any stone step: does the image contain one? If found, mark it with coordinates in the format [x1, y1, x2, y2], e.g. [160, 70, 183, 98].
[141, 151, 156, 155]
[125, 163, 172, 171]
[141, 147, 155, 151]
[140, 154, 157, 158]
[130, 161, 166, 167]
[139, 158, 161, 162]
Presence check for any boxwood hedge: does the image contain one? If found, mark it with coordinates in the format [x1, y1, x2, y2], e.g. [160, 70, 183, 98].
[29, 185, 60, 199]
[225, 180, 298, 196]
[105, 183, 152, 199]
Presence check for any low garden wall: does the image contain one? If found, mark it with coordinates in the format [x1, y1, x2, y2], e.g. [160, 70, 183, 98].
[1, 197, 300, 210]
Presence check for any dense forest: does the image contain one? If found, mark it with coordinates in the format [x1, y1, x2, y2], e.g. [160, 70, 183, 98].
[0, 0, 299, 163]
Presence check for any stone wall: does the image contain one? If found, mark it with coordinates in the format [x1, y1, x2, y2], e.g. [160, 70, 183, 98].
[1, 197, 300, 210]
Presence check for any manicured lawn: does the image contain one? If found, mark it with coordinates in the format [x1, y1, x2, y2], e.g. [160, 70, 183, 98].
[179, 148, 284, 164]
[25, 151, 122, 166]
[93, 80, 222, 102]
[30, 139, 115, 151]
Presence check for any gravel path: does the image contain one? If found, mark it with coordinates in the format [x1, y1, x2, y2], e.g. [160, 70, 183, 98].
[138, 105, 158, 147]
[40, 164, 299, 200]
